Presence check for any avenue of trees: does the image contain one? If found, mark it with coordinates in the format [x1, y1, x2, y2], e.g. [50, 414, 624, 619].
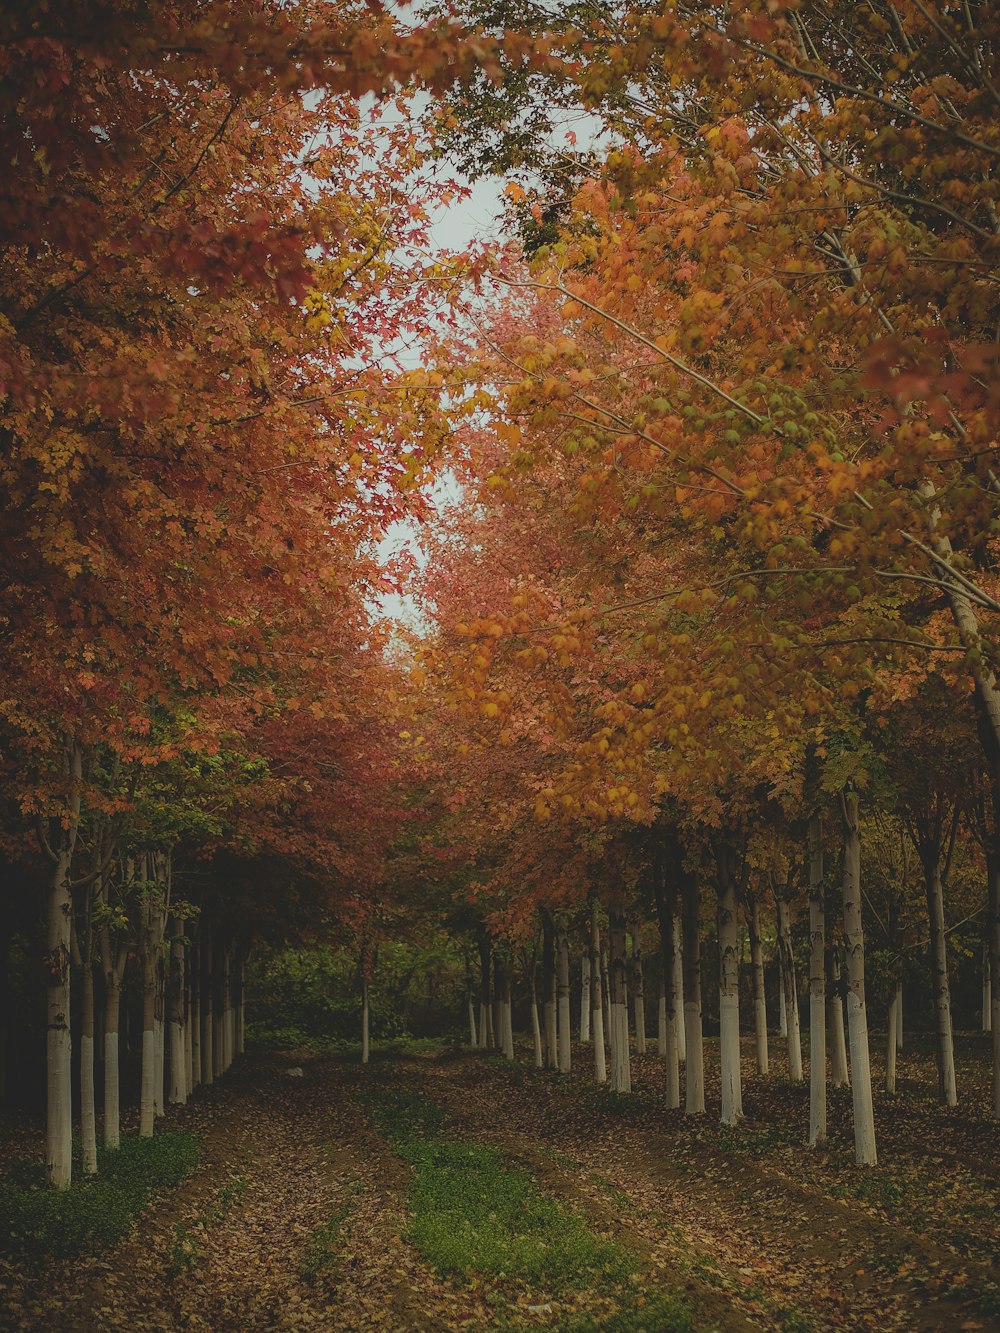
[1, 0, 998, 1198]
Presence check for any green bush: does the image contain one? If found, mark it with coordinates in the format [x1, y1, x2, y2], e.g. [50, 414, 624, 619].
[0, 1131, 199, 1259]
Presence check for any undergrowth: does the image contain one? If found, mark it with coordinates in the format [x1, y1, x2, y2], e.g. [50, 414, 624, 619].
[1, 1132, 199, 1259]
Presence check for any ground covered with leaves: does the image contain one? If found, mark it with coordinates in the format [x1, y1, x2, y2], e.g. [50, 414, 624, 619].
[0, 1036, 997, 1331]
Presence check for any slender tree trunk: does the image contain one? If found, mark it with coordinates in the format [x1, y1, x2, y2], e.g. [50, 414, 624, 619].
[236, 947, 245, 1057]
[213, 933, 225, 1080]
[673, 915, 686, 1063]
[896, 982, 903, 1052]
[140, 949, 157, 1137]
[556, 917, 571, 1073]
[715, 847, 743, 1127]
[983, 939, 991, 1034]
[808, 814, 827, 1146]
[168, 917, 186, 1104]
[580, 955, 591, 1043]
[630, 921, 646, 1055]
[103, 974, 122, 1150]
[885, 987, 898, 1096]
[361, 975, 370, 1064]
[827, 945, 850, 1089]
[778, 969, 788, 1039]
[467, 992, 478, 1047]
[590, 907, 607, 1084]
[154, 950, 165, 1116]
[80, 960, 97, 1174]
[658, 981, 667, 1058]
[747, 893, 769, 1077]
[986, 850, 1000, 1117]
[608, 906, 631, 1093]
[776, 895, 803, 1082]
[478, 935, 492, 1050]
[653, 856, 680, 1110]
[682, 872, 705, 1115]
[201, 925, 214, 1086]
[923, 858, 958, 1106]
[841, 791, 877, 1165]
[190, 940, 201, 1090]
[502, 964, 514, 1060]
[45, 847, 75, 1188]
[542, 914, 557, 1069]
[530, 959, 543, 1069]
[600, 938, 611, 1056]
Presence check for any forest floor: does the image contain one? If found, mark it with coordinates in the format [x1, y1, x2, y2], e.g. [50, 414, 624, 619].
[1, 1033, 998, 1332]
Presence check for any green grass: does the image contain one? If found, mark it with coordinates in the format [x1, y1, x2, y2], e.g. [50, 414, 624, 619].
[557, 1291, 694, 1332]
[301, 1203, 351, 1281]
[403, 1137, 633, 1287]
[1, 1131, 199, 1259]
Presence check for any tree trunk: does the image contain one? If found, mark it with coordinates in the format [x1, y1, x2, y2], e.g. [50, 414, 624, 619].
[590, 907, 606, 1084]
[168, 917, 186, 1104]
[580, 955, 591, 1043]
[600, 938, 611, 1056]
[715, 845, 743, 1127]
[923, 858, 957, 1106]
[140, 947, 157, 1137]
[201, 925, 214, 1086]
[530, 959, 543, 1069]
[983, 939, 991, 1034]
[987, 850, 1000, 1117]
[896, 982, 903, 1051]
[682, 871, 705, 1115]
[827, 945, 850, 1089]
[45, 847, 75, 1188]
[154, 949, 165, 1116]
[778, 969, 787, 1039]
[630, 921, 646, 1055]
[653, 855, 680, 1110]
[747, 892, 769, 1077]
[841, 791, 877, 1166]
[776, 895, 803, 1082]
[673, 915, 686, 1062]
[467, 992, 478, 1046]
[808, 814, 827, 1146]
[541, 913, 557, 1069]
[556, 917, 571, 1073]
[103, 975, 122, 1149]
[478, 935, 492, 1050]
[80, 959, 97, 1174]
[502, 963, 514, 1060]
[608, 906, 631, 1093]
[190, 940, 201, 1090]
[657, 982, 667, 1058]
[885, 985, 898, 1096]
[361, 974, 370, 1064]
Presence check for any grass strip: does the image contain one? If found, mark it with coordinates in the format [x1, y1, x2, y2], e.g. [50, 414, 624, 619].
[1, 1132, 199, 1259]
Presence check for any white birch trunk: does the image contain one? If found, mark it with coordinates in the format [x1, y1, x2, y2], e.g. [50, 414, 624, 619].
[716, 860, 743, 1126]
[580, 955, 591, 1043]
[828, 955, 850, 1089]
[808, 815, 827, 1145]
[747, 895, 769, 1077]
[841, 791, 877, 1165]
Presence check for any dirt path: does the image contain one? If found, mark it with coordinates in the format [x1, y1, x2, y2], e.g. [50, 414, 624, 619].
[2, 1045, 998, 1332]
